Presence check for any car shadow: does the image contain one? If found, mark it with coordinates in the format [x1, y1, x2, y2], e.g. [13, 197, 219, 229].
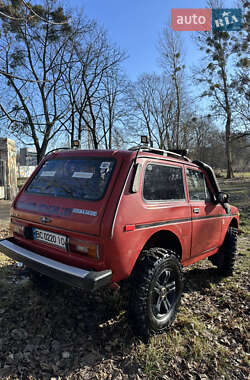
[183, 265, 225, 293]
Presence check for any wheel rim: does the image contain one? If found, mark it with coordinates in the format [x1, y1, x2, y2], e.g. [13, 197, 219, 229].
[151, 269, 176, 320]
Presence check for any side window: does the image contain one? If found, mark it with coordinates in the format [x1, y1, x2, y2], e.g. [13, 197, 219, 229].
[143, 164, 185, 201]
[186, 169, 212, 201]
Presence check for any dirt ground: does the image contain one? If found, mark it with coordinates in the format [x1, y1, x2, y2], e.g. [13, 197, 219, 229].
[0, 200, 12, 222]
[0, 181, 249, 380]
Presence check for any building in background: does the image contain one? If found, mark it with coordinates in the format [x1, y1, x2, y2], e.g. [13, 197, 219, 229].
[0, 138, 18, 200]
[20, 147, 37, 166]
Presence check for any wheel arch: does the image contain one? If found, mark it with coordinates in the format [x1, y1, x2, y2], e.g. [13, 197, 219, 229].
[229, 217, 238, 229]
[142, 230, 182, 260]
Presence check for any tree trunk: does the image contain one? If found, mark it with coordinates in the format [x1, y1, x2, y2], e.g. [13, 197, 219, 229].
[147, 122, 153, 147]
[108, 119, 112, 149]
[37, 147, 46, 164]
[225, 117, 234, 179]
[221, 62, 234, 179]
[77, 121, 81, 145]
[91, 127, 99, 149]
[71, 106, 75, 148]
[174, 75, 180, 149]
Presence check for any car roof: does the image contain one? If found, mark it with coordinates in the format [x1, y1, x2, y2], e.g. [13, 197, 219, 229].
[44, 148, 199, 168]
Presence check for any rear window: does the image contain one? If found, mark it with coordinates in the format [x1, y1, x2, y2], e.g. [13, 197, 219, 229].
[25, 157, 116, 201]
[143, 164, 185, 201]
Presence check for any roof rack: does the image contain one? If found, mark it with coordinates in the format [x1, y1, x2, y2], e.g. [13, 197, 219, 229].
[129, 146, 191, 162]
[44, 147, 70, 157]
[44, 139, 82, 158]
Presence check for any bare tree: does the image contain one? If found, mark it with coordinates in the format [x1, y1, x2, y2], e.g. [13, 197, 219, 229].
[231, 0, 250, 135]
[194, 30, 234, 178]
[158, 25, 186, 149]
[125, 73, 178, 149]
[0, 0, 75, 162]
[0, 1, 127, 157]
[97, 67, 127, 149]
[193, 0, 249, 178]
[125, 74, 155, 147]
[66, 25, 127, 149]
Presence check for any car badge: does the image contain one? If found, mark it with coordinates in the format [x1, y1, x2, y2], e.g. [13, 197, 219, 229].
[40, 216, 51, 223]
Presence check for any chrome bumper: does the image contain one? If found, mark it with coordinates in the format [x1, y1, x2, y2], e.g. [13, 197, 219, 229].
[0, 238, 112, 291]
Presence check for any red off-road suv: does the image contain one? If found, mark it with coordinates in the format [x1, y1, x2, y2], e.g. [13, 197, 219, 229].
[0, 146, 239, 338]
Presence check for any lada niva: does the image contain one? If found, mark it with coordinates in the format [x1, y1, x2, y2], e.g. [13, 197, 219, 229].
[0, 146, 239, 338]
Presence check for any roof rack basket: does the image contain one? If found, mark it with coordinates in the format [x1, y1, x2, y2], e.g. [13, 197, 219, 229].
[129, 146, 190, 162]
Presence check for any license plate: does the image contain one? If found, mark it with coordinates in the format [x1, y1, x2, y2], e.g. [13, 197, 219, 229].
[33, 228, 67, 250]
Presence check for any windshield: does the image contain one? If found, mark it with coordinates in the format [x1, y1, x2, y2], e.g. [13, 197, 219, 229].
[25, 157, 116, 201]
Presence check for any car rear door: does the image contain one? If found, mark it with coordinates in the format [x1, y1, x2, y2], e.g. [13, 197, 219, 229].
[12, 154, 122, 237]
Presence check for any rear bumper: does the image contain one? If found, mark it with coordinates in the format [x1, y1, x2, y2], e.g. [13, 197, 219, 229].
[0, 238, 112, 292]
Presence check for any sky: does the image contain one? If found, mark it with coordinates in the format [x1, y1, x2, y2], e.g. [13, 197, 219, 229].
[68, 0, 211, 81]
[1, 0, 238, 146]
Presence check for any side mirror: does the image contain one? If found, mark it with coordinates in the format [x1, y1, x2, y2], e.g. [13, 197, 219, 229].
[217, 192, 229, 204]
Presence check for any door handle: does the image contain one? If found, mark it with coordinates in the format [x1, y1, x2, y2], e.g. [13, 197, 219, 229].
[193, 208, 200, 214]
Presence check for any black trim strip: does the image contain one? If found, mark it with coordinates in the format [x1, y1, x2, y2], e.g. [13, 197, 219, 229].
[201, 246, 218, 254]
[135, 213, 238, 231]
[138, 155, 194, 165]
[192, 214, 222, 221]
[136, 218, 190, 230]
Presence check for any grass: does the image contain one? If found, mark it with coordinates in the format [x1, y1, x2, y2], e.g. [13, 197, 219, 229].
[0, 176, 249, 379]
[238, 211, 250, 236]
[215, 170, 250, 180]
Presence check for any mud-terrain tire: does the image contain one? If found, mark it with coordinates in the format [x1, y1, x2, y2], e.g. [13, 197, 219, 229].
[209, 226, 238, 276]
[128, 247, 183, 340]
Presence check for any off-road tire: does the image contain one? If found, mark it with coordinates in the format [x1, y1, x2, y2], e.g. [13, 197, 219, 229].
[128, 247, 183, 340]
[209, 226, 237, 276]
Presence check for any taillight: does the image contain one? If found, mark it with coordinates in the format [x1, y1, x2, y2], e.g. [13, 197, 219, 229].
[69, 238, 100, 260]
[11, 222, 25, 236]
